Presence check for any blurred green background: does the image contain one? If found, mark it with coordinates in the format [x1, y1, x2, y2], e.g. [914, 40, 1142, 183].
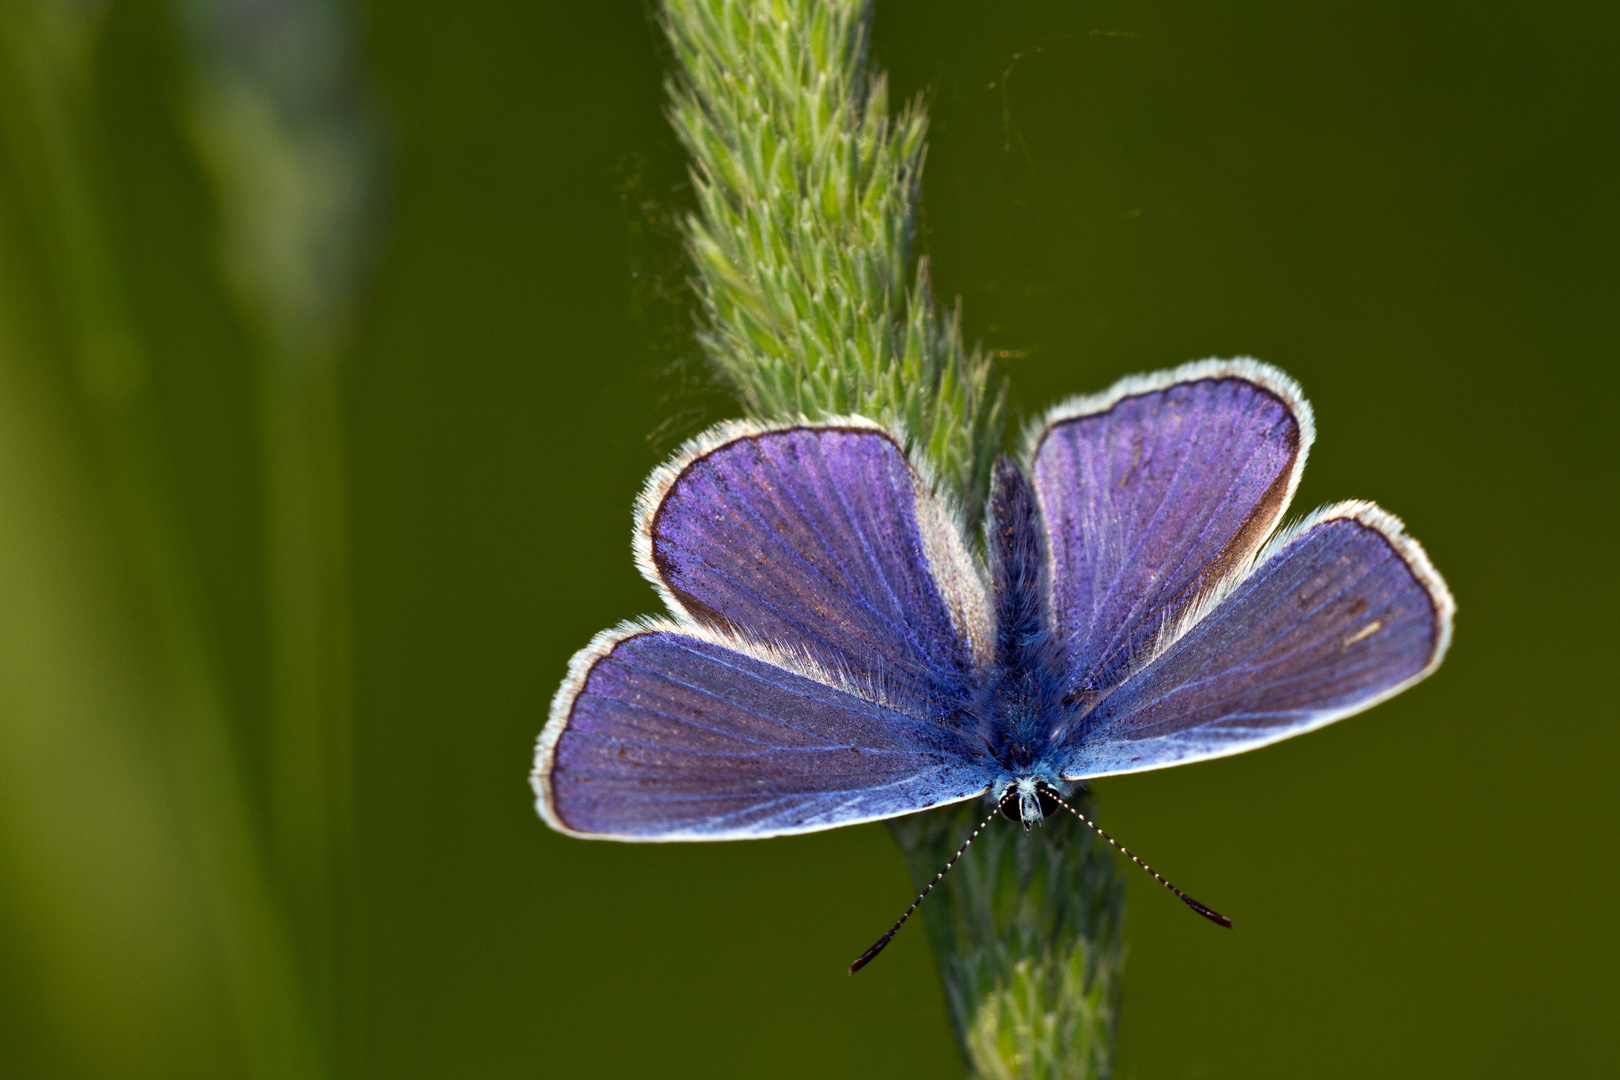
[1, 1, 1614, 1078]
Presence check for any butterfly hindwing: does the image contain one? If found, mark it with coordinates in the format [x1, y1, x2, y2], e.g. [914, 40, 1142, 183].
[534, 622, 994, 840]
[636, 419, 992, 720]
[1028, 359, 1313, 703]
[1059, 502, 1454, 779]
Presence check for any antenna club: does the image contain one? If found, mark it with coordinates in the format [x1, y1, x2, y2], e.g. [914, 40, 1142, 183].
[1040, 783, 1233, 931]
[848, 787, 1015, 974]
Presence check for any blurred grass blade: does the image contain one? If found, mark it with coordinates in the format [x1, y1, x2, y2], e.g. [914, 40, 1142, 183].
[0, 2, 321, 1076]
[172, 0, 386, 1063]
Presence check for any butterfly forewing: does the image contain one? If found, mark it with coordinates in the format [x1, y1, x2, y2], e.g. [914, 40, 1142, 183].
[535, 623, 993, 840]
[1060, 502, 1453, 779]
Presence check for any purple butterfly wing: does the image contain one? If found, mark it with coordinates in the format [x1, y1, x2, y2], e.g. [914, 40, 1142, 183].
[636, 419, 991, 720]
[533, 623, 994, 839]
[1059, 502, 1454, 778]
[1029, 360, 1312, 701]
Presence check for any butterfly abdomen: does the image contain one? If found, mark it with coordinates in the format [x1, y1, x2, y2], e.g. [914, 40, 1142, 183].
[980, 458, 1071, 777]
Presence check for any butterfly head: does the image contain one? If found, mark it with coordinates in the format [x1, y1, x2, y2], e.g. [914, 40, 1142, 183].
[998, 776, 1066, 831]
[1014, 777, 1045, 831]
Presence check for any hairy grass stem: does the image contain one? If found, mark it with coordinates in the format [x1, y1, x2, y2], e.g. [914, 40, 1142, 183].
[662, 0, 1003, 524]
[659, 2, 1126, 1075]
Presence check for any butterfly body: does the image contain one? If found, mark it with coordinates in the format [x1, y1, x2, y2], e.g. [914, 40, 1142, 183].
[533, 359, 1453, 844]
[964, 457, 1075, 821]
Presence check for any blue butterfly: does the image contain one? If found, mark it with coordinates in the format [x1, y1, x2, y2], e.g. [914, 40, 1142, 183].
[532, 360, 1454, 966]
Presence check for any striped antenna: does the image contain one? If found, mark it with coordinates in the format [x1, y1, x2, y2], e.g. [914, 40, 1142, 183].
[848, 788, 1015, 974]
[1043, 784, 1233, 928]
